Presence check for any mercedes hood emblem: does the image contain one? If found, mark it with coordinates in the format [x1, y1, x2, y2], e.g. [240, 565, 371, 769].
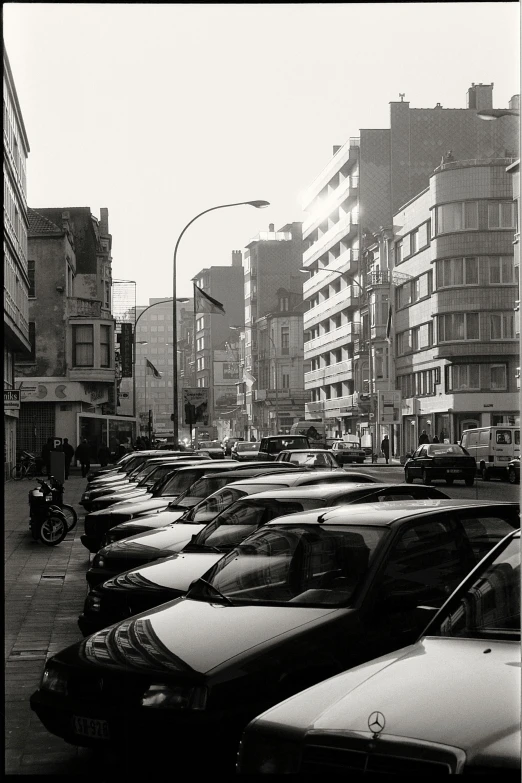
[368, 710, 386, 736]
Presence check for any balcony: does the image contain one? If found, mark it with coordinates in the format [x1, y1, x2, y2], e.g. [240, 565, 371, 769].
[303, 249, 359, 297]
[304, 321, 360, 359]
[302, 213, 358, 268]
[305, 394, 359, 418]
[304, 286, 360, 330]
[301, 139, 359, 208]
[366, 270, 391, 288]
[68, 298, 102, 318]
[303, 176, 359, 239]
[304, 359, 354, 388]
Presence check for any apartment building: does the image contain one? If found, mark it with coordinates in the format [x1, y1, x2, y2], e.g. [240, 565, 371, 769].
[302, 83, 519, 449]
[193, 252, 244, 426]
[15, 207, 121, 458]
[4, 46, 30, 477]
[393, 157, 519, 454]
[242, 222, 307, 438]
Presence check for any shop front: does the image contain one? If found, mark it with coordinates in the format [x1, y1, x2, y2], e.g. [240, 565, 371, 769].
[78, 413, 137, 462]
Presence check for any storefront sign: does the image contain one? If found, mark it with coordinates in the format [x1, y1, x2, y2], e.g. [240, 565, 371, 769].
[183, 388, 209, 426]
[120, 324, 133, 378]
[4, 390, 21, 410]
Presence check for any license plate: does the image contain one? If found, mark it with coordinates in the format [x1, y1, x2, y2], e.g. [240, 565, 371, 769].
[447, 469, 461, 474]
[72, 715, 110, 739]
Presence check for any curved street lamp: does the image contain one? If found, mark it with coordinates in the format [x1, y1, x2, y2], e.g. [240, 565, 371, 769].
[172, 200, 270, 447]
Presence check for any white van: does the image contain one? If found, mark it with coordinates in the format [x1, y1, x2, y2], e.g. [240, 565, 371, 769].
[460, 426, 520, 481]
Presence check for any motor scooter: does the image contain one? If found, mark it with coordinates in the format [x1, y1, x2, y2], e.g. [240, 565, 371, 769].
[28, 477, 77, 546]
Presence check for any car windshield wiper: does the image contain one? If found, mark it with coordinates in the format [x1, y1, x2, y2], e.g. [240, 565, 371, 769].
[191, 577, 234, 605]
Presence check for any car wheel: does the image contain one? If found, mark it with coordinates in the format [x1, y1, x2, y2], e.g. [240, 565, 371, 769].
[481, 465, 490, 481]
[508, 467, 519, 484]
[465, 477, 475, 487]
[445, 478, 454, 485]
[405, 469, 413, 484]
[422, 469, 431, 484]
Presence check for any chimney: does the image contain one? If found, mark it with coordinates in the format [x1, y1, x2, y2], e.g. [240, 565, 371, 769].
[269, 223, 275, 232]
[467, 82, 493, 111]
[231, 250, 242, 267]
[509, 94, 520, 111]
[333, 145, 341, 155]
[99, 207, 109, 235]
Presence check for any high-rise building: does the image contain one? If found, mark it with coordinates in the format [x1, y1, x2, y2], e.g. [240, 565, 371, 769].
[392, 156, 519, 454]
[242, 222, 307, 438]
[302, 83, 519, 449]
[4, 45, 30, 478]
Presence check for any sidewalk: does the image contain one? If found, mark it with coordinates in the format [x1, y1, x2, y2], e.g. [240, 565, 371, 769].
[5, 469, 95, 775]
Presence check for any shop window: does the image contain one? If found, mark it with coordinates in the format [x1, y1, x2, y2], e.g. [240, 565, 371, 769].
[73, 325, 94, 366]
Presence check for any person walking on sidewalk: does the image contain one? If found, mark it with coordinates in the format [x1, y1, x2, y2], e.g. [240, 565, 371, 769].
[380, 435, 390, 464]
[418, 430, 430, 445]
[75, 438, 91, 478]
[62, 438, 75, 479]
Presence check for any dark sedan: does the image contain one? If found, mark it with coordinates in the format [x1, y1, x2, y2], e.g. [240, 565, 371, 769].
[405, 444, 476, 486]
[232, 442, 261, 461]
[79, 482, 450, 634]
[197, 441, 225, 459]
[31, 500, 518, 770]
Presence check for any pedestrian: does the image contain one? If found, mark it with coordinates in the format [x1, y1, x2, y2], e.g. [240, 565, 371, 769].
[97, 443, 111, 467]
[109, 435, 120, 462]
[75, 438, 91, 478]
[380, 435, 390, 464]
[431, 435, 440, 444]
[41, 437, 53, 477]
[418, 430, 430, 445]
[62, 438, 75, 479]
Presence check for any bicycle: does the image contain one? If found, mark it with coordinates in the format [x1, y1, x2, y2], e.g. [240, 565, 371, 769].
[11, 452, 39, 481]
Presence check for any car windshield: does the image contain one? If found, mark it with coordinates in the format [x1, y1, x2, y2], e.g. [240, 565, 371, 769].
[160, 469, 201, 496]
[194, 524, 386, 606]
[176, 476, 232, 506]
[188, 487, 249, 523]
[140, 464, 180, 486]
[237, 443, 259, 452]
[286, 452, 333, 467]
[427, 445, 468, 456]
[135, 462, 170, 482]
[433, 537, 520, 641]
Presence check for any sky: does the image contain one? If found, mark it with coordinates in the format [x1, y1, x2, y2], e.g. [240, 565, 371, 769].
[4, 3, 520, 305]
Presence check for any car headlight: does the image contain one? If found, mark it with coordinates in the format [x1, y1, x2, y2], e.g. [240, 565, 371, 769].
[237, 733, 300, 774]
[93, 554, 105, 569]
[40, 663, 68, 695]
[141, 684, 207, 710]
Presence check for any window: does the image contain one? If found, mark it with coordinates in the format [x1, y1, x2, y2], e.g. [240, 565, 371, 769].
[282, 373, 290, 388]
[281, 327, 289, 355]
[489, 256, 515, 284]
[488, 202, 516, 229]
[489, 313, 515, 340]
[397, 330, 413, 355]
[436, 202, 478, 234]
[104, 282, 110, 308]
[28, 260, 35, 297]
[100, 325, 111, 367]
[73, 325, 94, 366]
[417, 222, 429, 249]
[437, 257, 479, 287]
[438, 313, 479, 342]
[446, 363, 507, 392]
[279, 297, 289, 311]
[490, 364, 507, 390]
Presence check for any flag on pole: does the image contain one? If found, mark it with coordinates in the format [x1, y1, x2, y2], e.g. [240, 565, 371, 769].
[194, 284, 226, 315]
[146, 358, 162, 378]
[243, 369, 256, 388]
[386, 304, 392, 340]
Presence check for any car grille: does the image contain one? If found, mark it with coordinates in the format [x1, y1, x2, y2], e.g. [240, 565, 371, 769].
[300, 736, 461, 774]
[67, 670, 147, 705]
[85, 513, 133, 537]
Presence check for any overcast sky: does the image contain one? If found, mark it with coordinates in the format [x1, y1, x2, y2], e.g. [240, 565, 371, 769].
[4, 3, 520, 304]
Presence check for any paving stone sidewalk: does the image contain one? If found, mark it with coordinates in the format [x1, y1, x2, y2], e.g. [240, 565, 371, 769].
[4, 470, 99, 776]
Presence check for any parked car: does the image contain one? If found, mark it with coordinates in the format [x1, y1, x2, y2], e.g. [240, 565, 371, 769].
[87, 451, 136, 481]
[404, 444, 476, 486]
[79, 483, 450, 633]
[232, 442, 260, 461]
[85, 450, 183, 484]
[237, 528, 521, 775]
[31, 500, 518, 767]
[329, 441, 366, 465]
[258, 435, 311, 460]
[81, 461, 287, 554]
[197, 441, 225, 459]
[223, 437, 244, 456]
[507, 457, 520, 485]
[275, 449, 342, 470]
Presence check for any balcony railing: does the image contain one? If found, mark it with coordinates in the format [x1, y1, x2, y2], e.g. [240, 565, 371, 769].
[68, 297, 102, 318]
[302, 249, 359, 297]
[304, 359, 354, 386]
[366, 270, 391, 287]
[302, 214, 358, 268]
[304, 287, 359, 330]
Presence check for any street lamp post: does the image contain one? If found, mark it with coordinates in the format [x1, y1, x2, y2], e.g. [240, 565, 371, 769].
[172, 200, 269, 448]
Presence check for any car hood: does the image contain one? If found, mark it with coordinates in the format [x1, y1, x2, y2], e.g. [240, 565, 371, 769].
[110, 509, 187, 532]
[79, 599, 339, 675]
[98, 523, 206, 558]
[101, 497, 169, 513]
[251, 637, 520, 764]
[109, 552, 224, 592]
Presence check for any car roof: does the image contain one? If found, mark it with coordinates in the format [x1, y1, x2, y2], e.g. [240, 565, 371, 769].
[197, 468, 298, 481]
[234, 483, 444, 502]
[226, 470, 368, 487]
[279, 449, 330, 453]
[263, 499, 519, 528]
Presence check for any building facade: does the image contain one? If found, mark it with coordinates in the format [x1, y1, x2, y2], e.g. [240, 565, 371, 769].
[4, 46, 31, 478]
[393, 157, 519, 454]
[242, 222, 306, 438]
[15, 207, 121, 459]
[302, 83, 519, 450]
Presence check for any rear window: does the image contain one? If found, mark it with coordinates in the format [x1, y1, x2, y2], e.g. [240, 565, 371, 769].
[237, 443, 259, 452]
[262, 437, 309, 454]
